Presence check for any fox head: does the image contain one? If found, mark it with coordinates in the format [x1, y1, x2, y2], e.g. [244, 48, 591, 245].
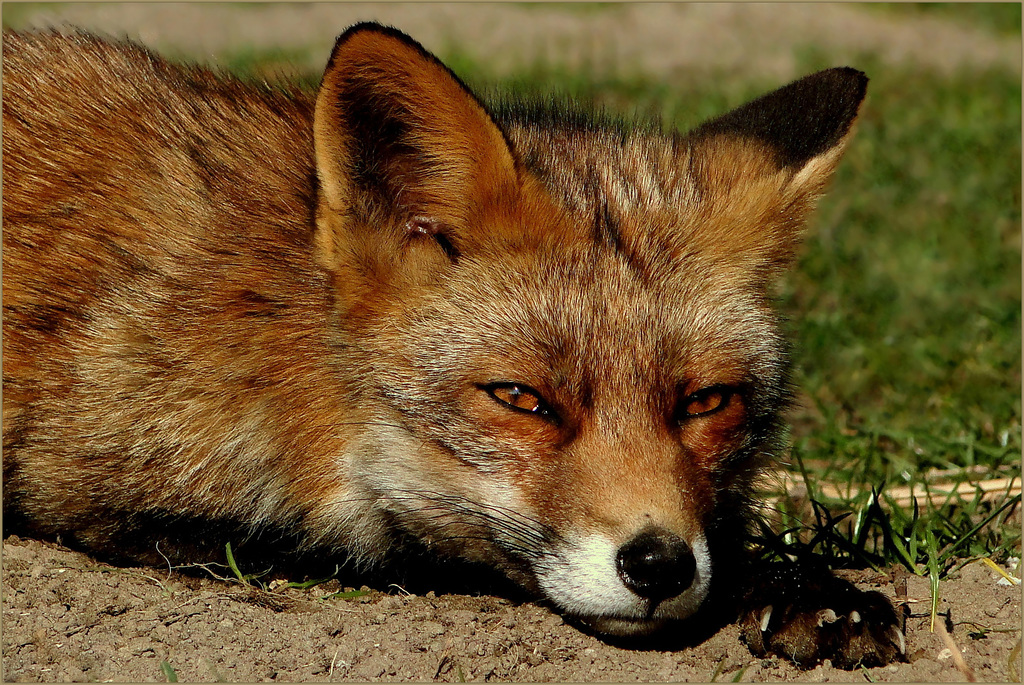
[312, 23, 866, 635]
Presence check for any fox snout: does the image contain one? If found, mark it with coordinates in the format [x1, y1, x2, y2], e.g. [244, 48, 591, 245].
[616, 527, 697, 606]
[533, 521, 713, 636]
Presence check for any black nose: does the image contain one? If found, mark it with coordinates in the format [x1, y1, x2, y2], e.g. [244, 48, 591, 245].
[615, 528, 696, 604]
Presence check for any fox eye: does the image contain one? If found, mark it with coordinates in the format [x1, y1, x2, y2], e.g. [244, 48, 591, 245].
[483, 383, 558, 423]
[678, 385, 734, 420]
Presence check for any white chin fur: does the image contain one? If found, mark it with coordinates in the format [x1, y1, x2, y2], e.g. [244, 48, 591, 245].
[534, 531, 711, 634]
[585, 615, 668, 637]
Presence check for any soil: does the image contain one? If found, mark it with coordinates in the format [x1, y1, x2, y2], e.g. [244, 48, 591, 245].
[3, 535, 1020, 683]
[3, 4, 1021, 682]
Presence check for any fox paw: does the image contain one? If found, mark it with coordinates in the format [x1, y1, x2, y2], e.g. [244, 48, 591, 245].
[739, 562, 906, 669]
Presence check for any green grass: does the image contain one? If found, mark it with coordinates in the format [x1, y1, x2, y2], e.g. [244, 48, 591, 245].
[1, 2, 64, 29]
[205, 45, 321, 88]
[772, 52, 1021, 575]
[864, 2, 1022, 37]
[159, 660, 178, 683]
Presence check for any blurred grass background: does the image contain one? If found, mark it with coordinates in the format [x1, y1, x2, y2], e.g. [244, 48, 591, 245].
[5, 2, 1020, 573]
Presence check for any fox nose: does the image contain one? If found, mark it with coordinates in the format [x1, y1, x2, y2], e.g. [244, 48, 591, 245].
[615, 528, 696, 604]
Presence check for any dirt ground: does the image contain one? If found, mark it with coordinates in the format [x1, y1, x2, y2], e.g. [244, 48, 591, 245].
[3, 3, 1021, 683]
[3, 535, 1020, 683]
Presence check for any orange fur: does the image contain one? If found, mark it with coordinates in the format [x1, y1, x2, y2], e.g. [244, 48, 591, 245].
[3, 23, 902, 667]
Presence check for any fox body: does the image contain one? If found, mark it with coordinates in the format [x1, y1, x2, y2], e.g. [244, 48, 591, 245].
[3, 24, 902, 665]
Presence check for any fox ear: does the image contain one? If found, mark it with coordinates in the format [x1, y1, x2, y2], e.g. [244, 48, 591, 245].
[682, 67, 868, 276]
[313, 23, 519, 265]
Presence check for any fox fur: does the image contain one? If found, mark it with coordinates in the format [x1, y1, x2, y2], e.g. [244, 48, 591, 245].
[3, 23, 903, 666]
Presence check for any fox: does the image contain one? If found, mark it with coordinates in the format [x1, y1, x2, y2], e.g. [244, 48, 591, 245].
[3, 23, 905, 667]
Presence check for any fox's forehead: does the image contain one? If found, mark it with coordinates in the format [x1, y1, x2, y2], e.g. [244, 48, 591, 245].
[446, 244, 782, 393]
[505, 120, 692, 219]
[405, 121, 791, 394]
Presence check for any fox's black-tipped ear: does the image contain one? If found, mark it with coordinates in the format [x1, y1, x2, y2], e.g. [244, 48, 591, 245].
[676, 68, 867, 279]
[688, 67, 868, 171]
[312, 22, 520, 263]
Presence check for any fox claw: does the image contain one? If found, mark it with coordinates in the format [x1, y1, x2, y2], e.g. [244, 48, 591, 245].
[758, 605, 773, 632]
[739, 562, 905, 669]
